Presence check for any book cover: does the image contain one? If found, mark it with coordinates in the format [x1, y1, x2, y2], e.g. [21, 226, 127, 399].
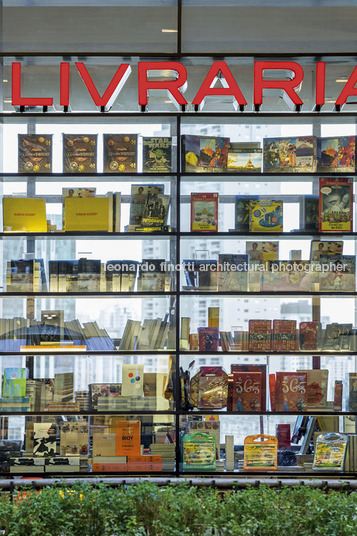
[183, 134, 230, 172]
[244, 434, 278, 471]
[198, 375, 227, 409]
[77, 258, 101, 292]
[248, 320, 272, 352]
[3, 197, 47, 232]
[273, 320, 297, 352]
[334, 381, 343, 411]
[319, 177, 353, 232]
[310, 240, 343, 261]
[116, 420, 141, 456]
[141, 193, 170, 227]
[143, 137, 172, 172]
[18, 134, 52, 173]
[246, 241, 279, 264]
[235, 196, 259, 232]
[33, 422, 57, 457]
[232, 371, 262, 412]
[317, 136, 355, 173]
[63, 134, 97, 173]
[313, 433, 348, 471]
[218, 254, 248, 291]
[7, 259, 37, 292]
[198, 327, 219, 352]
[263, 136, 316, 173]
[300, 195, 319, 232]
[298, 369, 329, 410]
[121, 364, 144, 397]
[103, 134, 138, 173]
[2, 368, 27, 397]
[299, 321, 321, 351]
[227, 142, 262, 172]
[319, 254, 355, 292]
[191, 192, 219, 232]
[322, 323, 348, 351]
[249, 199, 283, 232]
[231, 364, 267, 411]
[64, 196, 111, 232]
[129, 184, 165, 226]
[348, 373, 357, 412]
[182, 432, 216, 471]
[275, 372, 307, 412]
[261, 260, 315, 292]
[276, 424, 291, 449]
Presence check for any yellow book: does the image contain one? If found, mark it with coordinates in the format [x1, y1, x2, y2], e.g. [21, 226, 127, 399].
[3, 197, 47, 232]
[208, 307, 219, 329]
[64, 196, 112, 232]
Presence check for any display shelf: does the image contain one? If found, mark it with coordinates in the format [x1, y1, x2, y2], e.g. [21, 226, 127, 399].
[0, 232, 176, 238]
[0, 291, 177, 297]
[180, 291, 357, 296]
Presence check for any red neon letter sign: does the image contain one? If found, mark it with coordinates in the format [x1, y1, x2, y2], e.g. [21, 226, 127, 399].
[192, 61, 247, 111]
[254, 61, 304, 110]
[60, 62, 70, 108]
[315, 62, 325, 108]
[138, 62, 188, 109]
[76, 63, 132, 111]
[12, 62, 53, 107]
[335, 66, 357, 109]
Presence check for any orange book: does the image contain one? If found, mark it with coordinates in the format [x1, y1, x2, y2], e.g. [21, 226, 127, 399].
[116, 421, 141, 456]
[127, 455, 162, 464]
[127, 463, 162, 472]
[92, 463, 128, 472]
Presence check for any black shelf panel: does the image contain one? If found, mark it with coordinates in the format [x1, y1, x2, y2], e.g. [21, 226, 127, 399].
[0, 172, 177, 181]
[0, 410, 176, 416]
[179, 410, 356, 417]
[180, 290, 357, 296]
[180, 171, 357, 178]
[180, 231, 357, 238]
[0, 291, 176, 297]
[0, 350, 176, 356]
[0, 231, 176, 239]
[1, 171, 356, 178]
[179, 350, 356, 356]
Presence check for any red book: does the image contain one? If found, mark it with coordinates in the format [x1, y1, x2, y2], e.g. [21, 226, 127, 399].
[269, 374, 276, 412]
[231, 364, 267, 411]
[248, 320, 272, 352]
[319, 177, 353, 232]
[275, 372, 307, 412]
[232, 372, 262, 412]
[276, 424, 291, 449]
[191, 192, 219, 232]
[334, 380, 343, 411]
[273, 320, 297, 352]
[299, 321, 320, 351]
[198, 328, 219, 352]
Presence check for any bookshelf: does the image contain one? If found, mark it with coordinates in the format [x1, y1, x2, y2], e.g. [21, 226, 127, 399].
[1, 55, 357, 479]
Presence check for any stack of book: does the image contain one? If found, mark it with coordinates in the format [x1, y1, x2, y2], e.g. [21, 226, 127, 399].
[150, 443, 175, 471]
[119, 315, 170, 351]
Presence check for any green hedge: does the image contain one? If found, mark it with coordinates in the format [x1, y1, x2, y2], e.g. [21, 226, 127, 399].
[0, 481, 356, 535]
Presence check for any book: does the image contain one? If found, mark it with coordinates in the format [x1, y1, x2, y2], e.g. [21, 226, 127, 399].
[275, 372, 307, 412]
[189, 366, 228, 409]
[143, 137, 172, 172]
[246, 241, 279, 264]
[63, 134, 97, 173]
[2, 368, 27, 397]
[297, 369, 329, 410]
[313, 433, 348, 471]
[299, 321, 321, 351]
[64, 196, 112, 232]
[261, 260, 315, 292]
[227, 142, 262, 172]
[310, 240, 343, 261]
[18, 134, 52, 173]
[273, 320, 297, 352]
[103, 134, 138, 173]
[129, 184, 164, 226]
[141, 193, 170, 228]
[7, 259, 42, 292]
[198, 327, 219, 351]
[319, 177, 353, 232]
[318, 255, 355, 292]
[191, 192, 219, 232]
[198, 374, 227, 409]
[182, 432, 216, 471]
[300, 196, 319, 232]
[208, 307, 219, 329]
[33, 422, 57, 457]
[218, 254, 248, 292]
[116, 421, 141, 456]
[230, 364, 267, 411]
[232, 371, 262, 412]
[249, 199, 283, 232]
[235, 196, 259, 232]
[334, 380, 343, 411]
[276, 424, 291, 449]
[182, 134, 230, 172]
[322, 323, 353, 352]
[106, 260, 138, 292]
[317, 136, 355, 173]
[347, 373, 357, 412]
[263, 136, 317, 173]
[244, 434, 278, 471]
[248, 320, 272, 352]
[182, 259, 218, 290]
[121, 364, 144, 397]
[3, 197, 47, 232]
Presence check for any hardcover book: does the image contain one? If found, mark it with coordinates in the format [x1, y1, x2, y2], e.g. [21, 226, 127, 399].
[232, 371, 262, 412]
[297, 369, 329, 410]
[218, 254, 248, 292]
[248, 320, 272, 352]
[3, 197, 47, 233]
[319, 177, 353, 232]
[63, 134, 97, 173]
[310, 240, 343, 261]
[18, 134, 52, 173]
[103, 134, 138, 173]
[227, 142, 262, 172]
[246, 241, 279, 264]
[347, 373, 357, 412]
[64, 196, 112, 232]
[317, 136, 355, 173]
[116, 420, 141, 456]
[143, 137, 172, 172]
[182, 134, 230, 172]
[198, 375, 227, 409]
[198, 327, 219, 352]
[299, 321, 321, 351]
[273, 320, 298, 352]
[235, 196, 259, 232]
[191, 192, 219, 232]
[33, 422, 57, 457]
[300, 195, 319, 232]
[263, 136, 317, 173]
[318, 255, 355, 292]
[275, 372, 307, 412]
[141, 193, 170, 227]
[2, 368, 27, 397]
[129, 184, 164, 226]
[230, 364, 267, 411]
[249, 199, 283, 232]
[322, 323, 353, 352]
[261, 260, 315, 292]
[121, 364, 144, 397]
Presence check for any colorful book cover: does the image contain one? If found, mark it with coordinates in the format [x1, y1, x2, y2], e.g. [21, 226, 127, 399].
[61, 187, 96, 229]
[275, 372, 307, 412]
[313, 433, 348, 471]
[318, 254, 355, 292]
[3, 197, 47, 233]
[189, 366, 227, 409]
[129, 184, 164, 226]
[143, 137, 172, 172]
[183, 134, 230, 172]
[227, 143, 262, 172]
[235, 196, 259, 232]
[232, 371, 262, 412]
[310, 240, 343, 261]
[263, 136, 316, 173]
[198, 375, 227, 409]
[2, 368, 27, 397]
[322, 323, 346, 351]
[317, 136, 355, 173]
[261, 260, 315, 292]
[18, 134, 52, 173]
[33, 422, 57, 457]
[103, 134, 138, 173]
[319, 177, 353, 232]
[63, 134, 97, 173]
[116, 420, 141, 456]
[248, 320, 272, 352]
[182, 432, 216, 471]
[299, 321, 321, 351]
[300, 195, 319, 232]
[273, 320, 297, 352]
[141, 193, 170, 227]
[218, 254, 248, 291]
[244, 434, 278, 471]
[246, 241, 279, 264]
[297, 369, 329, 409]
[64, 196, 111, 232]
[121, 364, 144, 397]
[231, 364, 267, 411]
[249, 199, 283, 232]
[191, 192, 219, 231]
[198, 327, 219, 352]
